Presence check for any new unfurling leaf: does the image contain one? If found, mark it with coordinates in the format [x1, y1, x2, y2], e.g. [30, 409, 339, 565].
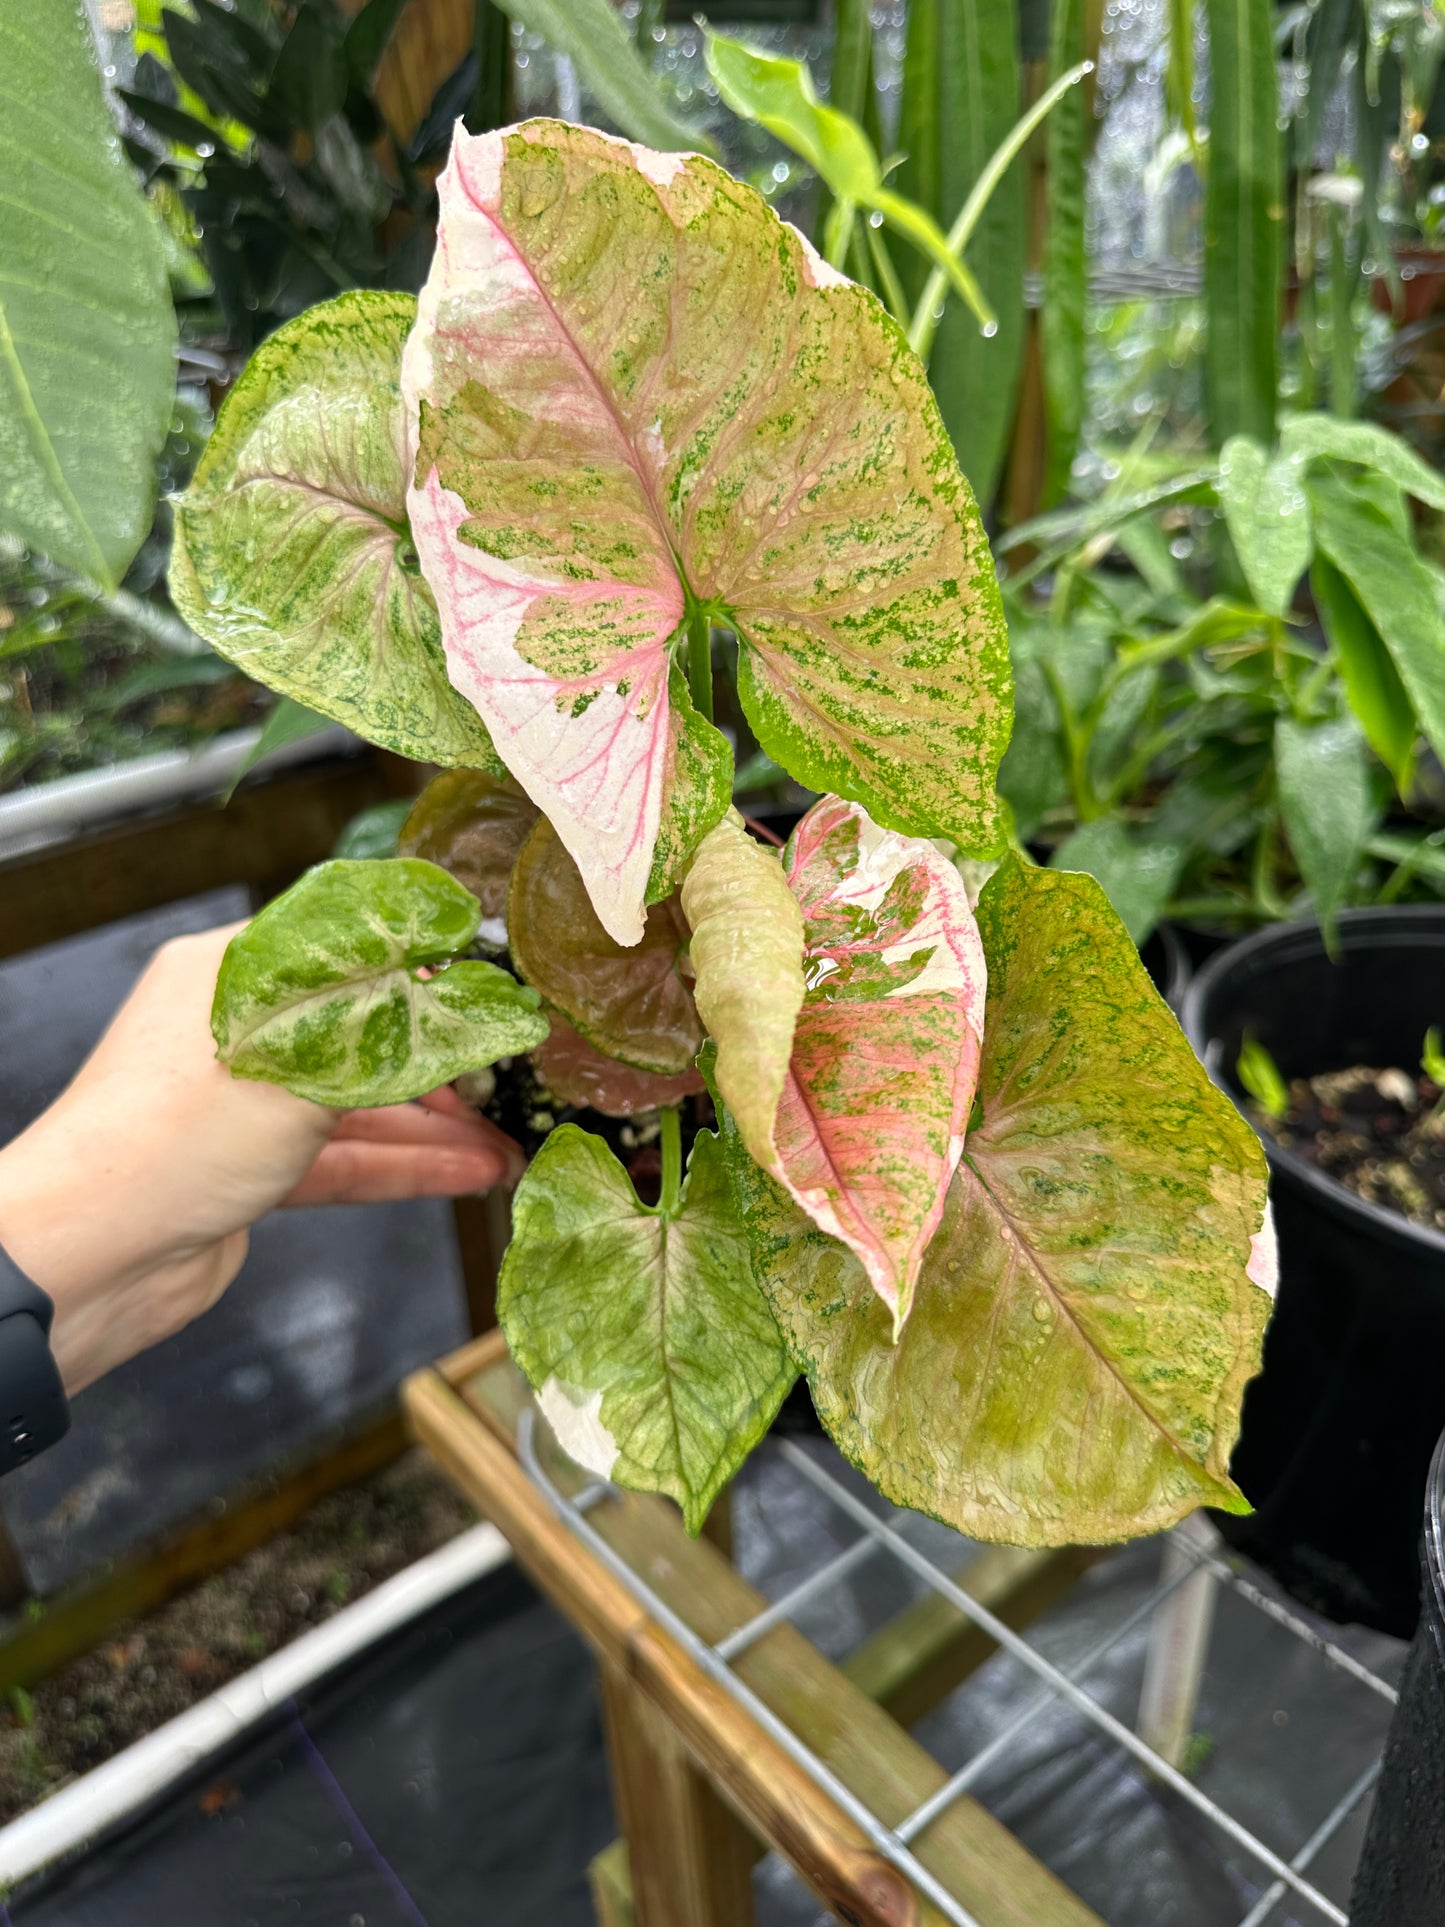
[212, 859, 548, 1107]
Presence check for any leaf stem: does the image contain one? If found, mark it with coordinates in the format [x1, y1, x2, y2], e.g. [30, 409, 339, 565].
[659, 1104, 683, 1215]
[687, 606, 714, 723]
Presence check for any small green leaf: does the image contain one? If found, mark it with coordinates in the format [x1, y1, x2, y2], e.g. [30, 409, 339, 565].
[0, 0, 177, 588]
[728, 857, 1272, 1545]
[1422, 1026, 1445, 1090]
[704, 33, 879, 203]
[331, 798, 413, 862]
[498, 1125, 794, 1533]
[1216, 436, 1312, 617]
[1049, 817, 1184, 946]
[488, 0, 707, 153]
[510, 816, 702, 1077]
[171, 291, 503, 773]
[680, 812, 804, 1167]
[1311, 557, 1416, 792]
[1274, 713, 1374, 939]
[1309, 475, 1445, 771]
[213, 858, 547, 1107]
[1236, 1034, 1289, 1120]
[1041, 0, 1090, 504]
[220, 695, 330, 804]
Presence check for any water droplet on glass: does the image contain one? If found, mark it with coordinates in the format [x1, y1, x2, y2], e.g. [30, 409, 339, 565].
[1412, 132, 1430, 155]
[868, 209, 884, 228]
[981, 319, 999, 338]
[772, 161, 789, 183]
[197, 141, 214, 158]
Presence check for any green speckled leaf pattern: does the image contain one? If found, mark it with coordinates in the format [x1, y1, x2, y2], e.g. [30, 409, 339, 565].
[729, 857, 1273, 1544]
[404, 120, 1012, 946]
[498, 1125, 794, 1532]
[171, 291, 503, 769]
[510, 816, 702, 1076]
[213, 858, 548, 1108]
[681, 811, 805, 1164]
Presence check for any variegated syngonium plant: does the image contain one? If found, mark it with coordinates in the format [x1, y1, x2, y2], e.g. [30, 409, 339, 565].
[174, 118, 1276, 1543]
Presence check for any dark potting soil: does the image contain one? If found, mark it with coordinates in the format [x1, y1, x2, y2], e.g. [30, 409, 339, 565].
[1258, 1064, 1445, 1233]
[0, 1451, 475, 1824]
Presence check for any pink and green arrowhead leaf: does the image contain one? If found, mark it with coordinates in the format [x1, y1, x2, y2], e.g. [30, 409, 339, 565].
[726, 855, 1274, 1544]
[403, 119, 1011, 945]
[774, 797, 987, 1333]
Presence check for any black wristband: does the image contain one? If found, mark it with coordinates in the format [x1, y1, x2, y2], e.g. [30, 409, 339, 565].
[0, 1244, 69, 1472]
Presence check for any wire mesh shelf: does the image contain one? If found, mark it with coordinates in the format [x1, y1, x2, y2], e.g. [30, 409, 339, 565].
[517, 1409, 1400, 1927]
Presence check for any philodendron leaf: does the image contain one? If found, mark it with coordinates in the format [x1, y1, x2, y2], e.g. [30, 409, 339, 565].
[399, 768, 540, 928]
[171, 291, 503, 771]
[1, 0, 176, 589]
[510, 816, 702, 1076]
[1216, 435, 1312, 617]
[1050, 816, 1184, 946]
[680, 811, 805, 1163]
[213, 858, 548, 1107]
[532, 1018, 703, 1117]
[498, 1125, 794, 1532]
[403, 121, 1011, 945]
[730, 857, 1273, 1544]
[1311, 557, 1417, 792]
[1280, 411, 1445, 513]
[773, 796, 987, 1332]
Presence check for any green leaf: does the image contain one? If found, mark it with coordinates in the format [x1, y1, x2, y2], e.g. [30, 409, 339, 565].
[498, 1125, 793, 1533]
[407, 123, 1012, 948]
[399, 768, 540, 924]
[897, 0, 1025, 505]
[269, 1, 346, 132]
[1309, 475, 1445, 770]
[1281, 412, 1445, 514]
[171, 291, 504, 773]
[220, 694, 330, 805]
[1050, 817, 1184, 945]
[342, 0, 408, 82]
[1311, 556, 1417, 792]
[704, 33, 879, 202]
[1215, 436, 1312, 616]
[680, 811, 804, 1167]
[1273, 713, 1374, 938]
[510, 816, 702, 1077]
[332, 798, 413, 862]
[213, 858, 548, 1107]
[1236, 1034, 1288, 1121]
[1041, 0, 1090, 505]
[1203, 0, 1284, 447]
[0, 0, 176, 588]
[487, 0, 707, 154]
[729, 857, 1272, 1545]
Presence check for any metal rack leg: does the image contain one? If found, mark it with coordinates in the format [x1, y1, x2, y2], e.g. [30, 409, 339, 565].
[598, 1661, 757, 1927]
[1136, 1512, 1219, 1770]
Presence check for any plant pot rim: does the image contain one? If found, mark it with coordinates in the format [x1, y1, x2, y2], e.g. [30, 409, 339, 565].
[1182, 906, 1445, 1263]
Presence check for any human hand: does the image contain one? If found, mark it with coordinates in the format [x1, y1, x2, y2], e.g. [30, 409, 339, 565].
[0, 924, 525, 1394]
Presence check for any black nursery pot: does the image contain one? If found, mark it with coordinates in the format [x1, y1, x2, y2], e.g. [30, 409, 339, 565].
[1349, 1428, 1445, 1925]
[1181, 908, 1445, 1638]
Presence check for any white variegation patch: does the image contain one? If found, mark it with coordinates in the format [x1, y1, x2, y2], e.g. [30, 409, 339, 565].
[537, 1375, 620, 1482]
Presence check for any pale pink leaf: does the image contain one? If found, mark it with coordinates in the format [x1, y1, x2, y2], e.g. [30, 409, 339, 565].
[774, 797, 987, 1334]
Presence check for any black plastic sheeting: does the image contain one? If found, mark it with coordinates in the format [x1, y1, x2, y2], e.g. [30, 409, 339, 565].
[8, 1439, 1410, 1927]
[0, 894, 469, 1593]
[11, 1562, 614, 1927]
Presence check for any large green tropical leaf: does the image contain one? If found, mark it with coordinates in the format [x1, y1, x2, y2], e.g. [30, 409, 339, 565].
[1215, 435, 1312, 616]
[1309, 474, 1445, 770]
[213, 858, 547, 1107]
[405, 121, 1011, 945]
[0, 0, 176, 588]
[1280, 412, 1445, 513]
[171, 291, 504, 772]
[729, 858, 1273, 1544]
[1311, 557, 1417, 792]
[897, 0, 1025, 505]
[499, 1125, 793, 1532]
[1274, 713, 1375, 939]
[1203, 0, 1284, 447]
